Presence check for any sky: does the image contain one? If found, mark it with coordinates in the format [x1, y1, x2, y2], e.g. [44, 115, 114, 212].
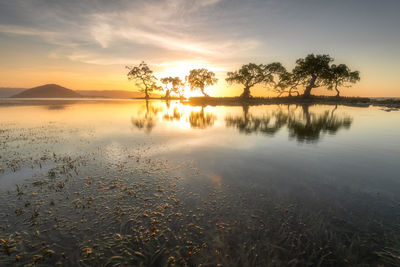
[0, 0, 399, 97]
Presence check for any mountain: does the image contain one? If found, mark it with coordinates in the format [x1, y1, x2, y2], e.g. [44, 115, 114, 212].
[76, 90, 146, 99]
[0, 88, 26, 97]
[11, 84, 82, 98]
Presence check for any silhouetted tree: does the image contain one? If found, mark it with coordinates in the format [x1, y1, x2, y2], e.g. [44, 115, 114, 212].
[274, 71, 300, 97]
[187, 69, 217, 97]
[325, 64, 360, 97]
[226, 63, 286, 98]
[161, 76, 185, 99]
[292, 54, 333, 97]
[126, 61, 161, 99]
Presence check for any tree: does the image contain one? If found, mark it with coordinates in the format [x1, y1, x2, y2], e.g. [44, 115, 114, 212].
[160, 76, 185, 99]
[274, 71, 301, 97]
[226, 62, 286, 98]
[325, 64, 360, 97]
[126, 61, 161, 99]
[187, 68, 218, 97]
[292, 54, 333, 97]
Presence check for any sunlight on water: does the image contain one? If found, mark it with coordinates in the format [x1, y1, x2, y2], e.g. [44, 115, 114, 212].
[0, 99, 399, 266]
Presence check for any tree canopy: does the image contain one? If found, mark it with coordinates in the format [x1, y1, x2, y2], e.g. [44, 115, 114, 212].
[291, 54, 333, 97]
[187, 69, 218, 97]
[160, 76, 185, 99]
[127, 55, 360, 100]
[273, 71, 301, 97]
[226, 62, 286, 98]
[273, 54, 360, 97]
[126, 61, 161, 99]
[325, 64, 360, 97]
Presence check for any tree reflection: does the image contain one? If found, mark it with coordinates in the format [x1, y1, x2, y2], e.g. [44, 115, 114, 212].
[288, 105, 352, 142]
[225, 105, 288, 136]
[225, 104, 352, 142]
[189, 106, 216, 129]
[163, 106, 183, 121]
[131, 100, 163, 134]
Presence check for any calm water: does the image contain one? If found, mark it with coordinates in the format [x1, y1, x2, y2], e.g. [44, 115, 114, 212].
[0, 99, 399, 266]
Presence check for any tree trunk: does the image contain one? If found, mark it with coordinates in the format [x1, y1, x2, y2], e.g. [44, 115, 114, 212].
[145, 88, 149, 100]
[164, 90, 170, 99]
[335, 84, 340, 97]
[241, 86, 251, 98]
[303, 75, 317, 98]
[201, 88, 209, 97]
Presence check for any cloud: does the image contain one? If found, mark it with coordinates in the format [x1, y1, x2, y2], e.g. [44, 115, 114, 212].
[0, 0, 261, 67]
[0, 25, 54, 36]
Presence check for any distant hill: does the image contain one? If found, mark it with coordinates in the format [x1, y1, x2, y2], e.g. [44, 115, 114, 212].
[11, 84, 82, 98]
[77, 90, 146, 99]
[0, 88, 25, 97]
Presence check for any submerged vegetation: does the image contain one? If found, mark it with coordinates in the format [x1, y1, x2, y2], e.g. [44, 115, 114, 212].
[0, 101, 399, 266]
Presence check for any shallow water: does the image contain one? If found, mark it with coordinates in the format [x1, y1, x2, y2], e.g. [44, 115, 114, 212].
[0, 99, 399, 266]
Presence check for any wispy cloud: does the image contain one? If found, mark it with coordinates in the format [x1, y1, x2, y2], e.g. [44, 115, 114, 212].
[0, 0, 261, 67]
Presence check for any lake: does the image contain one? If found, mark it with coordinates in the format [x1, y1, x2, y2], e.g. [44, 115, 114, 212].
[0, 99, 399, 266]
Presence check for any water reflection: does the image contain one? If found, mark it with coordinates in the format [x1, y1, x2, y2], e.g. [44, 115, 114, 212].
[288, 105, 352, 142]
[131, 101, 163, 134]
[225, 104, 353, 143]
[131, 101, 218, 131]
[45, 105, 67, 110]
[225, 105, 287, 136]
[130, 101, 353, 142]
[163, 106, 182, 121]
[1, 100, 399, 266]
[188, 106, 216, 129]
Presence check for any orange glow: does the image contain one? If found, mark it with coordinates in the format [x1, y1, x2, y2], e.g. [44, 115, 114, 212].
[155, 61, 224, 97]
[156, 61, 219, 80]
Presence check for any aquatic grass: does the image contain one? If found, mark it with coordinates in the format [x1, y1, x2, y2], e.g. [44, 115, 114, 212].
[1, 119, 399, 266]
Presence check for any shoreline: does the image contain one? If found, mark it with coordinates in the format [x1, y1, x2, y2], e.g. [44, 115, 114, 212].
[184, 96, 400, 109]
[1, 96, 399, 110]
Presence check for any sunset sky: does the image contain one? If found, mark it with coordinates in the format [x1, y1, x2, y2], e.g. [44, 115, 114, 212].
[0, 0, 399, 97]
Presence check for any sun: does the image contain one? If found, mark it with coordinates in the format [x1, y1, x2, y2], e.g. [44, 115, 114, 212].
[156, 61, 223, 97]
[157, 61, 211, 80]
